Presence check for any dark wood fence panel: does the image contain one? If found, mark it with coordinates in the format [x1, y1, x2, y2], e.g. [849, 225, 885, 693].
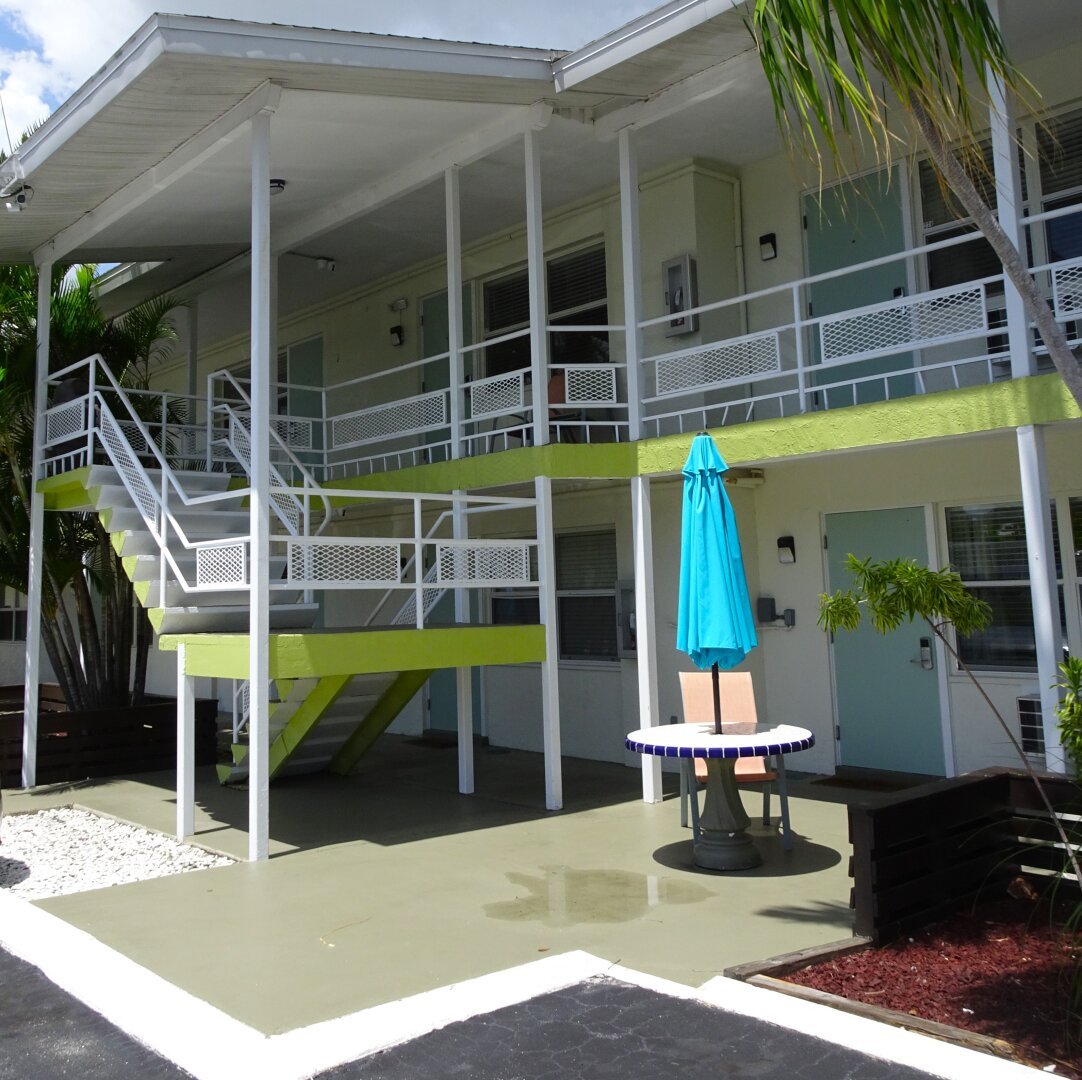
[0, 693, 218, 786]
[850, 768, 1082, 945]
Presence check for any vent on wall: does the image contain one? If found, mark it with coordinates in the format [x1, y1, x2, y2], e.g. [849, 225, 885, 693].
[1017, 694, 1046, 758]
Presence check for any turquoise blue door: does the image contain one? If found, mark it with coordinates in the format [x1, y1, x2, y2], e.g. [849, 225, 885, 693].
[825, 508, 945, 775]
[805, 167, 914, 406]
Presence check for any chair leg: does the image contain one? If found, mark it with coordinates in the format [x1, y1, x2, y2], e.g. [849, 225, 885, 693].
[682, 760, 702, 842]
[762, 783, 770, 827]
[775, 754, 793, 851]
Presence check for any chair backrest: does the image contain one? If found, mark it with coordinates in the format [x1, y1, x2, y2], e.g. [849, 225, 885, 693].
[679, 671, 772, 783]
[678, 670, 757, 732]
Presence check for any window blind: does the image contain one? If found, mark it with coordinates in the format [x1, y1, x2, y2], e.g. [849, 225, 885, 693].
[556, 530, 617, 591]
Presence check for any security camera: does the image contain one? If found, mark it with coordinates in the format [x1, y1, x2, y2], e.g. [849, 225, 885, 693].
[4, 185, 31, 213]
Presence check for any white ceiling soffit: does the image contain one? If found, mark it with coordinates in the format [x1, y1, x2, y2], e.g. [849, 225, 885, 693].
[0, 13, 575, 265]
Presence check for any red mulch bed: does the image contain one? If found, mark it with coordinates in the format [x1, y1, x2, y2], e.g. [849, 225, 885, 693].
[785, 893, 1082, 1076]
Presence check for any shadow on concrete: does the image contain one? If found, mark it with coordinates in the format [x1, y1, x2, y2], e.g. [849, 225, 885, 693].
[651, 835, 843, 878]
[63, 736, 684, 856]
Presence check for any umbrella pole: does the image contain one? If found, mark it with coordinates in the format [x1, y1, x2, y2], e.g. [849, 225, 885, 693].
[711, 662, 722, 736]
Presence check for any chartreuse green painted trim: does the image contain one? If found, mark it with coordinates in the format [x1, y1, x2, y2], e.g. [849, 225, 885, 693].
[636, 371, 1082, 475]
[329, 669, 433, 775]
[267, 673, 353, 780]
[37, 467, 92, 510]
[133, 580, 151, 605]
[160, 624, 546, 679]
[148, 608, 165, 633]
[329, 442, 636, 499]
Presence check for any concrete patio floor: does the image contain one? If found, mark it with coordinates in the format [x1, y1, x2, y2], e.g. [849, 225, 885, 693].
[4, 736, 854, 1037]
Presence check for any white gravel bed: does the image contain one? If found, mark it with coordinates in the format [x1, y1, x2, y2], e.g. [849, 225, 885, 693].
[0, 806, 233, 900]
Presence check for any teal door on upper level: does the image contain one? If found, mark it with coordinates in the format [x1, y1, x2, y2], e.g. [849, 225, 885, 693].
[825, 507, 946, 776]
[804, 167, 914, 406]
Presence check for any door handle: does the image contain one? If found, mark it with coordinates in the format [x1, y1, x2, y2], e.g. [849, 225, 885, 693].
[909, 636, 934, 670]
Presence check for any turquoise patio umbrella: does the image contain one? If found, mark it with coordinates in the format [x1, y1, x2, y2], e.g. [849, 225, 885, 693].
[676, 433, 758, 734]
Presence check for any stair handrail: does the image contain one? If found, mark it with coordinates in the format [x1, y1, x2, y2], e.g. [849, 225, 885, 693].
[60, 355, 255, 594]
[207, 368, 332, 537]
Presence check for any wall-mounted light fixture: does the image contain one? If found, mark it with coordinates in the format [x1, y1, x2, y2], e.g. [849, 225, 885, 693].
[389, 325, 404, 347]
[777, 535, 796, 564]
[388, 297, 409, 313]
[759, 232, 777, 261]
[269, 178, 287, 196]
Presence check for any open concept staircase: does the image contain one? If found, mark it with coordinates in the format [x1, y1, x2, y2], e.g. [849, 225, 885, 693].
[38, 355, 547, 791]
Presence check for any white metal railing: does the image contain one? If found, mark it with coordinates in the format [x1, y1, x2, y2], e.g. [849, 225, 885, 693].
[42, 355, 255, 600]
[636, 201, 1082, 437]
[268, 484, 538, 630]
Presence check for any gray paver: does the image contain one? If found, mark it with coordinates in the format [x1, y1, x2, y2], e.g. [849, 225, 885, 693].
[320, 978, 931, 1079]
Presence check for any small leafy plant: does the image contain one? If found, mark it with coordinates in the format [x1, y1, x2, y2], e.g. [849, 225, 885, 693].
[820, 554, 1082, 885]
[1056, 655, 1082, 778]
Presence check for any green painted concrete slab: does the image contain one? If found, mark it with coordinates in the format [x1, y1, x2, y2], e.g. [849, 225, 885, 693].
[6, 738, 853, 1036]
[159, 624, 546, 679]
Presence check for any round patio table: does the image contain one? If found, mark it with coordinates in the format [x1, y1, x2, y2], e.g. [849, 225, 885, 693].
[625, 722, 814, 871]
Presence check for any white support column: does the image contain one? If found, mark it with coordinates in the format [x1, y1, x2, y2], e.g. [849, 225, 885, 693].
[1018, 424, 1065, 770]
[446, 166, 465, 460]
[525, 130, 550, 448]
[619, 128, 645, 442]
[22, 258, 52, 789]
[534, 476, 562, 809]
[248, 107, 275, 860]
[632, 476, 663, 802]
[186, 301, 199, 399]
[452, 491, 474, 794]
[987, 1, 1064, 770]
[176, 645, 195, 840]
[186, 302, 200, 459]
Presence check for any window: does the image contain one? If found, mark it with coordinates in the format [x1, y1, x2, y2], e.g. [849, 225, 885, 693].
[1038, 108, 1082, 264]
[481, 244, 608, 377]
[0, 588, 27, 642]
[945, 503, 1063, 671]
[919, 144, 1020, 290]
[556, 530, 618, 661]
[490, 528, 619, 662]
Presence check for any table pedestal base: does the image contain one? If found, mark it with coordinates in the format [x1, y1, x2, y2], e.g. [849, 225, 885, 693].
[694, 758, 762, 871]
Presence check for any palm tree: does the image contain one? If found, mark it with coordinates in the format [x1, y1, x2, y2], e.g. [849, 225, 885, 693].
[750, 0, 1082, 410]
[0, 263, 183, 710]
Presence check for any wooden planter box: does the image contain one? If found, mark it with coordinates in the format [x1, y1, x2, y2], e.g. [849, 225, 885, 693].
[848, 767, 1081, 945]
[0, 687, 218, 786]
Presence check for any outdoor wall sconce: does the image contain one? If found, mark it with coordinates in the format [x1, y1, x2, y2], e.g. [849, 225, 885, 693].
[388, 297, 409, 312]
[389, 324, 404, 347]
[777, 535, 795, 564]
[759, 232, 777, 261]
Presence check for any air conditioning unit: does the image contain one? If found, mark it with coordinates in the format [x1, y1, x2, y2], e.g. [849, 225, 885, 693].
[1017, 694, 1045, 758]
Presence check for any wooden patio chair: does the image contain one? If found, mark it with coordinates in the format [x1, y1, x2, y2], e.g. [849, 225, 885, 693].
[674, 670, 794, 851]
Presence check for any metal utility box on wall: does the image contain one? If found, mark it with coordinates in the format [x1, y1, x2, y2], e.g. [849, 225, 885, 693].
[663, 254, 698, 337]
[616, 581, 637, 658]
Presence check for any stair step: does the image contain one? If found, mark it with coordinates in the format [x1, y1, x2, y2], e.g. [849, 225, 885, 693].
[88, 465, 236, 497]
[152, 603, 319, 635]
[102, 503, 252, 536]
[139, 580, 304, 608]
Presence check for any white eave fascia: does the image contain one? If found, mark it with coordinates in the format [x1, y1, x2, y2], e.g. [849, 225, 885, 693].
[552, 0, 741, 93]
[0, 12, 560, 191]
[154, 13, 561, 81]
